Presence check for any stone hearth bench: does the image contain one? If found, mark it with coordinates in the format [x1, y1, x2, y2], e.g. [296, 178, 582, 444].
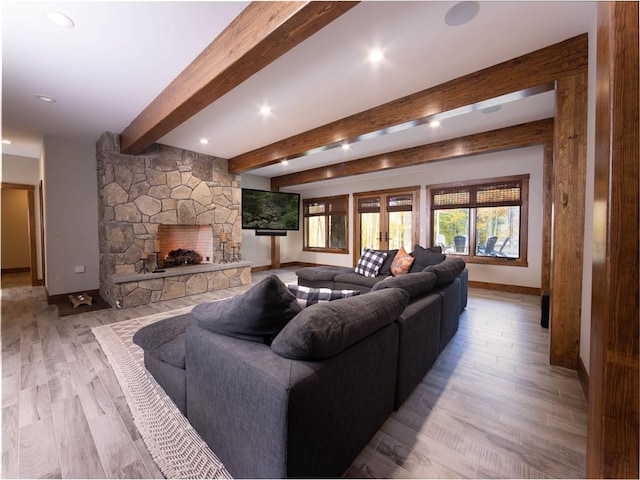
[106, 261, 252, 308]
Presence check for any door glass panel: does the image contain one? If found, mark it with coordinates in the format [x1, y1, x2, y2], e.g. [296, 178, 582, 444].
[388, 211, 412, 251]
[360, 212, 380, 251]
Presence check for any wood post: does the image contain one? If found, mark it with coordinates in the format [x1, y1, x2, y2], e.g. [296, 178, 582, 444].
[549, 73, 588, 368]
[587, 2, 639, 477]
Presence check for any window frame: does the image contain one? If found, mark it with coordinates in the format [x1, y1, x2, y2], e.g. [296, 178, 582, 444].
[426, 175, 529, 267]
[302, 194, 349, 254]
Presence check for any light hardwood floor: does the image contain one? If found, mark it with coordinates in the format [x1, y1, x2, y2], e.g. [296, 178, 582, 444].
[1, 270, 587, 478]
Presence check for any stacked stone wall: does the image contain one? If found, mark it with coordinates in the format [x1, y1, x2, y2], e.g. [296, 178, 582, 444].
[96, 132, 244, 307]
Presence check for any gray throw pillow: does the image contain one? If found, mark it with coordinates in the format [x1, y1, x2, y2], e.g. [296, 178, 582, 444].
[193, 275, 302, 344]
[271, 288, 409, 361]
[376, 249, 398, 276]
[371, 271, 437, 299]
[423, 257, 466, 286]
[410, 244, 446, 273]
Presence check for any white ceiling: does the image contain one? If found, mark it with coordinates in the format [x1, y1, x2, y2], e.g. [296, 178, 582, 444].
[2, 1, 596, 182]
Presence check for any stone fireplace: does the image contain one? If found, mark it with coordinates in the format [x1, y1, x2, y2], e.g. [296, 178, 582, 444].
[96, 132, 251, 308]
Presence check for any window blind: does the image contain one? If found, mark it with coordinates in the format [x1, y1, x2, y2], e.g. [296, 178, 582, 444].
[304, 197, 347, 217]
[386, 194, 413, 212]
[431, 180, 522, 209]
[357, 197, 381, 213]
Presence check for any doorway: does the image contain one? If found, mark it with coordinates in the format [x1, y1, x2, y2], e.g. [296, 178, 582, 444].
[1, 183, 38, 286]
[353, 187, 420, 263]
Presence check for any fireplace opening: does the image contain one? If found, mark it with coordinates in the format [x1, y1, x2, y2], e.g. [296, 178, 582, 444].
[156, 225, 213, 268]
[163, 248, 203, 268]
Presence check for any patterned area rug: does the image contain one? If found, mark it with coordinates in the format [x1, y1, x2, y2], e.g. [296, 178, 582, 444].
[92, 306, 232, 479]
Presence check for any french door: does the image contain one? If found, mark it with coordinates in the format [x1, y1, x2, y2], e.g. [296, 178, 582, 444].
[353, 187, 419, 263]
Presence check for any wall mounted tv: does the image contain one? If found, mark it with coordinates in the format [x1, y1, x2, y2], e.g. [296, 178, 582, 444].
[241, 188, 300, 235]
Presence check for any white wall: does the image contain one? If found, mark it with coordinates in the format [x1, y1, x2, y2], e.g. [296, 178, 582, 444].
[280, 145, 544, 288]
[579, 16, 598, 374]
[43, 136, 99, 295]
[239, 174, 273, 268]
[1, 153, 43, 279]
[1, 153, 40, 184]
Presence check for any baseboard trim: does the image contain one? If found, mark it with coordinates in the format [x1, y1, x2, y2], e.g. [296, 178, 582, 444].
[280, 261, 323, 268]
[47, 288, 101, 305]
[252, 262, 327, 273]
[251, 265, 273, 273]
[1, 267, 30, 274]
[577, 355, 589, 400]
[468, 280, 541, 296]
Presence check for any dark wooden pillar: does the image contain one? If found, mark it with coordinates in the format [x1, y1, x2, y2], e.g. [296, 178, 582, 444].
[541, 139, 553, 294]
[587, 2, 639, 478]
[271, 236, 281, 269]
[550, 72, 588, 368]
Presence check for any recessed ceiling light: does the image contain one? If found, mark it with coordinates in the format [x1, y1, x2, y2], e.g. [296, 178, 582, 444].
[368, 49, 385, 63]
[481, 105, 502, 114]
[281, 159, 288, 165]
[259, 106, 272, 116]
[341, 143, 351, 151]
[429, 120, 441, 128]
[34, 94, 56, 103]
[200, 138, 209, 144]
[2, 139, 12, 145]
[444, 1, 479, 27]
[47, 10, 75, 28]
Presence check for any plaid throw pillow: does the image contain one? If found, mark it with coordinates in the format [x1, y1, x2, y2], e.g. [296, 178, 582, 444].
[287, 284, 360, 308]
[354, 248, 387, 278]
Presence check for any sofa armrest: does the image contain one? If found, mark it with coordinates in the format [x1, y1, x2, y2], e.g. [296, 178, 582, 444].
[185, 322, 399, 478]
[394, 292, 442, 408]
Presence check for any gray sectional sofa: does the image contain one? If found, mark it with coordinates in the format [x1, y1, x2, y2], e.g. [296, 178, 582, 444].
[133, 254, 467, 478]
[297, 256, 468, 407]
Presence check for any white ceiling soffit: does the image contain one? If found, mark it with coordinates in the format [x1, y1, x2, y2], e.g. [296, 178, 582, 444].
[159, 1, 595, 164]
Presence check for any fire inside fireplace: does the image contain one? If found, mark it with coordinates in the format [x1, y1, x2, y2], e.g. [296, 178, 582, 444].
[162, 248, 203, 268]
[156, 225, 213, 268]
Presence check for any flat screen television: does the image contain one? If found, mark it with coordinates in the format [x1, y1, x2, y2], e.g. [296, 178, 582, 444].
[241, 188, 300, 231]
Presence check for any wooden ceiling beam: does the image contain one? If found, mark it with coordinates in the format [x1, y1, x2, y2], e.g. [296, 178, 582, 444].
[120, 1, 359, 155]
[270, 118, 554, 189]
[230, 33, 587, 173]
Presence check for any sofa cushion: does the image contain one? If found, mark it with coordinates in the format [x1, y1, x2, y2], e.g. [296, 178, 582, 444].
[296, 266, 352, 282]
[193, 275, 302, 344]
[410, 244, 446, 273]
[371, 271, 437, 299]
[390, 247, 414, 276]
[423, 257, 466, 286]
[272, 288, 409, 361]
[333, 271, 387, 289]
[287, 284, 360, 307]
[355, 248, 387, 277]
[376, 249, 398, 276]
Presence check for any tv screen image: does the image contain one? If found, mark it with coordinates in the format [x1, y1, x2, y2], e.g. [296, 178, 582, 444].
[241, 189, 300, 231]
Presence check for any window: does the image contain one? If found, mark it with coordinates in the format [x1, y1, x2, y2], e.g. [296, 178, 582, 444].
[303, 195, 348, 253]
[428, 175, 529, 266]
